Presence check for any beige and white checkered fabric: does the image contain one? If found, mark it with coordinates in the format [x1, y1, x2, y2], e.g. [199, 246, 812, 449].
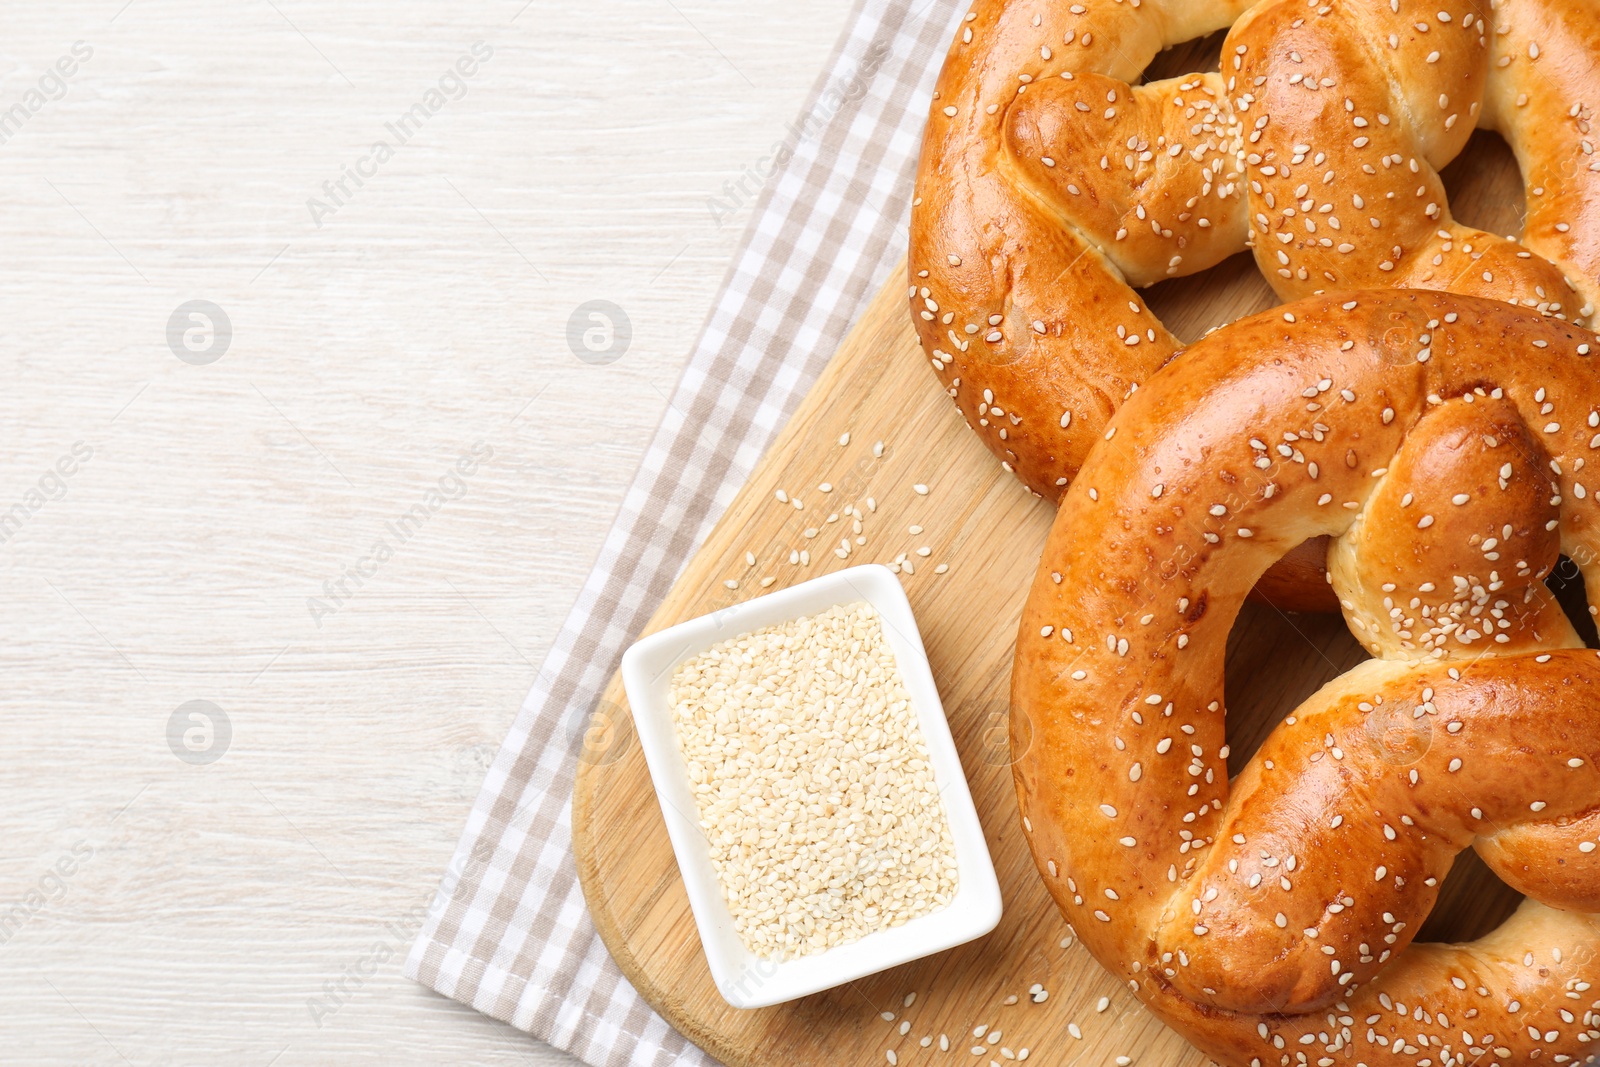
[404, 1, 964, 1062]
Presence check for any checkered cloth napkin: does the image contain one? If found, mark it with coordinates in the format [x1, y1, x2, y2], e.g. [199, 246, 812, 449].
[404, 1, 965, 1062]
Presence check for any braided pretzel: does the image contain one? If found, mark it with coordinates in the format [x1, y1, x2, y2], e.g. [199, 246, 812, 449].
[1013, 289, 1600, 1066]
[911, 0, 1600, 504]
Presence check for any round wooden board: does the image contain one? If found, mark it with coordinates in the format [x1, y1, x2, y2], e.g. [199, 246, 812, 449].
[572, 54, 1537, 1066]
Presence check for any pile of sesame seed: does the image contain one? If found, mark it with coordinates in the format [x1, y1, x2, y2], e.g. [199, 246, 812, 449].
[669, 601, 958, 959]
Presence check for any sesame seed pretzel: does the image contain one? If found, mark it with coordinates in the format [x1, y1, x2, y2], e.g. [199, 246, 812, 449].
[1013, 290, 1600, 1066]
[911, 0, 1600, 505]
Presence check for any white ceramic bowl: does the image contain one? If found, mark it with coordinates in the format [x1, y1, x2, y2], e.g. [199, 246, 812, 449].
[619, 563, 1003, 1009]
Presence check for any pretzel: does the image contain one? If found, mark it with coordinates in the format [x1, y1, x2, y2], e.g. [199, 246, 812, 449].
[1012, 289, 1600, 1066]
[910, 0, 1600, 503]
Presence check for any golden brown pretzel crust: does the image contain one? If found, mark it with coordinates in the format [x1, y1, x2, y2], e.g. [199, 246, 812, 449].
[1013, 290, 1600, 1066]
[911, 0, 1600, 502]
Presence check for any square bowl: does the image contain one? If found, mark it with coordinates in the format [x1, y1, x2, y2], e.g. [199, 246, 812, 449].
[619, 563, 1003, 1009]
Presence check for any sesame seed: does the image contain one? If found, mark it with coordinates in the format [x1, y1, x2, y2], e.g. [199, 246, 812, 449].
[670, 603, 956, 957]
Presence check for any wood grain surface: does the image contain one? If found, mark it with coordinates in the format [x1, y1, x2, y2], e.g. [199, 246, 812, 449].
[571, 83, 1541, 1065]
[0, 0, 853, 1064]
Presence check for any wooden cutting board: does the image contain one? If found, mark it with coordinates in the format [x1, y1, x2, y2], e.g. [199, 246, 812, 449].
[571, 110, 1536, 1064]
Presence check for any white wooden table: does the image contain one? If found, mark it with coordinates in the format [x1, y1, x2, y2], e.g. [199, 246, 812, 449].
[0, 0, 851, 1061]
